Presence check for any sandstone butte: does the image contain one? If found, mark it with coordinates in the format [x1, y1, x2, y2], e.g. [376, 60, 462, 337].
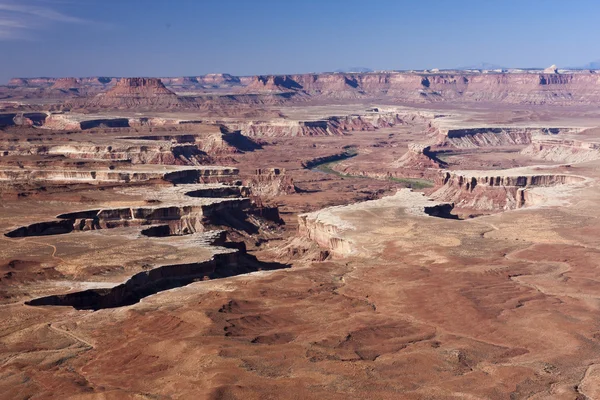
[2, 67, 600, 399]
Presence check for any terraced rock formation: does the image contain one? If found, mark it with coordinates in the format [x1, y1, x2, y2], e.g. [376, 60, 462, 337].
[74, 78, 191, 109]
[431, 170, 587, 210]
[298, 190, 455, 257]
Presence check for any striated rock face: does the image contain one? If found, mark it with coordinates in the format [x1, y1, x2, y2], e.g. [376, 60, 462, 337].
[436, 127, 581, 148]
[0, 166, 238, 184]
[521, 134, 600, 163]
[431, 171, 586, 210]
[6, 195, 253, 238]
[224, 119, 337, 137]
[298, 211, 354, 258]
[0, 168, 167, 183]
[43, 113, 130, 130]
[78, 78, 187, 109]
[42, 112, 206, 130]
[213, 71, 600, 104]
[224, 111, 421, 137]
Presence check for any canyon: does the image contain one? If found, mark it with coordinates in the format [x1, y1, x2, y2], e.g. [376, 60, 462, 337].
[2, 68, 600, 399]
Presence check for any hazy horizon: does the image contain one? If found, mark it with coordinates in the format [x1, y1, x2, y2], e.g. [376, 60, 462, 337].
[1, 0, 600, 83]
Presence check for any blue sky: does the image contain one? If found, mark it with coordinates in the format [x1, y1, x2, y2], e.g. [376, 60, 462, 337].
[1, 0, 600, 83]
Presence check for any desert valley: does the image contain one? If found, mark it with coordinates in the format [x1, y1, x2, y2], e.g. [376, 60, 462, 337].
[2, 67, 600, 399]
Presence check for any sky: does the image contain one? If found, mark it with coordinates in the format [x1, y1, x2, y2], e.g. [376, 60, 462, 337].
[1, 0, 600, 83]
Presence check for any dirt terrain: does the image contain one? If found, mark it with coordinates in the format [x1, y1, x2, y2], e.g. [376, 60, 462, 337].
[2, 70, 600, 399]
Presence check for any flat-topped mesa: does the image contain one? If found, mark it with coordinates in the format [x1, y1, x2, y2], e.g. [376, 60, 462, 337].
[196, 73, 241, 86]
[7, 77, 114, 88]
[108, 78, 176, 97]
[298, 190, 455, 258]
[223, 112, 416, 137]
[521, 129, 600, 163]
[224, 120, 335, 137]
[431, 171, 586, 211]
[77, 77, 189, 109]
[51, 78, 80, 90]
[42, 112, 206, 130]
[243, 75, 304, 93]
[436, 127, 581, 148]
[0, 166, 239, 184]
[7, 77, 55, 87]
[38, 142, 211, 165]
[238, 71, 600, 104]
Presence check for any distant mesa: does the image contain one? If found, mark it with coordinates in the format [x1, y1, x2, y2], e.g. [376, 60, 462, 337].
[77, 77, 186, 109]
[51, 78, 81, 90]
[579, 60, 600, 70]
[244, 75, 304, 92]
[196, 73, 241, 86]
[543, 64, 559, 74]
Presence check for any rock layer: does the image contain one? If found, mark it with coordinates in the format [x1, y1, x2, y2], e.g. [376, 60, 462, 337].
[431, 171, 586, 210]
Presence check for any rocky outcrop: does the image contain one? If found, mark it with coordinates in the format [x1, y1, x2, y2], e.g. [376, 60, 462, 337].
[200, 128, 263, 154]
[392, 143, 446, 169]
[431, 171, 586, 210]
[244, 168, 296, 198]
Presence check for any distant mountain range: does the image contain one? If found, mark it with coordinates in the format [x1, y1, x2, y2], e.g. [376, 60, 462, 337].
[576, 60, 600, 70]
[333, 67, 373, 73]
[331, 62, 600, 74]
[456, 62, 506, 70]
